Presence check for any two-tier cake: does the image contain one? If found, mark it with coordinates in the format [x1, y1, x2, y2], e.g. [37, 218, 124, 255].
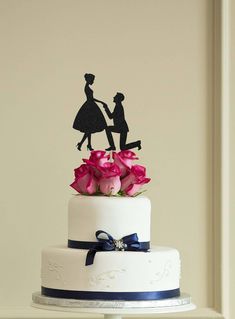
[40, 150, 181, 301]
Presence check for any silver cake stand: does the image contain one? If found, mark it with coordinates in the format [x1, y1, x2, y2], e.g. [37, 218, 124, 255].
[32, 292, 196, 319]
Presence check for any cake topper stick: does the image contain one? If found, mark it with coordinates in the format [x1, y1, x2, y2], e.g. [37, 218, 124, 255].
[72, 74, 142, 151]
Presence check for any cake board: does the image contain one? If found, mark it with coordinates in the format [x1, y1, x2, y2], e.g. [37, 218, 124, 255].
[32, 292, 196, 319]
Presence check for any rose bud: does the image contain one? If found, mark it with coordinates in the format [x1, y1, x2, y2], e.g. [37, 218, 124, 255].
[113, 150, 138, 177]
[99, 162, 121, 195]
[70, 164, 97, 195]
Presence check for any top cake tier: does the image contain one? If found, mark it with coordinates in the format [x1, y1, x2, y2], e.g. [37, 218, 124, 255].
[68, 195, 151, 242]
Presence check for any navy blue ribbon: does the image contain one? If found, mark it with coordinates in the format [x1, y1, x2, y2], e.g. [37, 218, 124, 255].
[42, 286, 180, 301]
[68, 230, 150, 266]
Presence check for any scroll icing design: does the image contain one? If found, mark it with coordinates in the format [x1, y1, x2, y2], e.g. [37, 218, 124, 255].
[46, 259, 66, 285]
[150, 260, 172, 284]
[89, 269, 126, 288]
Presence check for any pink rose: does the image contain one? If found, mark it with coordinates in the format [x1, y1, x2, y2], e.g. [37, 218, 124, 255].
[99, 176, 121, 195]
[113, 150, 138, 177]
[84, 150, 110, 166]
[99, 162, 121, 195]
[70, 164, 97, 195]
[83, 150, 110, 178]
[121, 164, 151, 196]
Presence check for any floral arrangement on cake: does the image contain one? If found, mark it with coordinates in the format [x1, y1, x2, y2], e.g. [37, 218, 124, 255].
[70, 150, 151, 197]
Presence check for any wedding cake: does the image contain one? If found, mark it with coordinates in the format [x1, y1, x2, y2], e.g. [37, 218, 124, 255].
[40, 150, 181, 301]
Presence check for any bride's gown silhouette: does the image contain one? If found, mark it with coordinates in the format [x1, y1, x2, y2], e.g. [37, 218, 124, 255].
[73, 82, 107, 150]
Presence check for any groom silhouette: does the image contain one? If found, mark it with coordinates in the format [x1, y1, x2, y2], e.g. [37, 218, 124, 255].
[103, 93, 141, 151]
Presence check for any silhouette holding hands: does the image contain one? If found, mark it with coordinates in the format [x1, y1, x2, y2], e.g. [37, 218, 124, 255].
[73, 73, 107, 151]
[102, 93, 141, 151]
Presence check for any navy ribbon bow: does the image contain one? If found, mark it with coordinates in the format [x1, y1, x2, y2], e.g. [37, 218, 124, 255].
[85, 230, 149, 266]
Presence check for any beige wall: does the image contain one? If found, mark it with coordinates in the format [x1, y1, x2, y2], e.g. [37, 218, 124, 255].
[230, 0, 234, 318]
[0, 0, 224, 311]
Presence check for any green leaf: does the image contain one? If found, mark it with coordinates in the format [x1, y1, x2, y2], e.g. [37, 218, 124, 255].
[132, 189, 147, 197]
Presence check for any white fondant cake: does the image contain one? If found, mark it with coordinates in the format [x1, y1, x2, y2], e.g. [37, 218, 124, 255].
[40, 195, 181, 300]
[68, 195, 151, 242]
[41, 245, 180, 293]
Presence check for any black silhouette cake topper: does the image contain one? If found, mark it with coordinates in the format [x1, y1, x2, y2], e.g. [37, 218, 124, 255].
[73, 73, 141, 151]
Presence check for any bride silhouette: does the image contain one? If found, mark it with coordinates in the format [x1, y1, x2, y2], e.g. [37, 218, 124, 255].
[73, 73, 107, 150]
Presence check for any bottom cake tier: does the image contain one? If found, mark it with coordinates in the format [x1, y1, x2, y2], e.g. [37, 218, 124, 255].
[41, 245, 181, 300]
